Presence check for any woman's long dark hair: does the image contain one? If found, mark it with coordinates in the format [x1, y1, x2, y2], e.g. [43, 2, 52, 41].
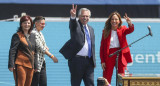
[17, 15, 33, 34]
[103, 11, 122, 38]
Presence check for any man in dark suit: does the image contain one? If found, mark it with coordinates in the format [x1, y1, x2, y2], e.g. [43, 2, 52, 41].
[59, 4, 96, 86]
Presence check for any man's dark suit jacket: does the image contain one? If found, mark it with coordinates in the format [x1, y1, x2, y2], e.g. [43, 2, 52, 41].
[59, 18, 96, 67]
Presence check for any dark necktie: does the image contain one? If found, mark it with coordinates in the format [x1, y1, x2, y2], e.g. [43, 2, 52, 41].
[84, 25, 91, 58]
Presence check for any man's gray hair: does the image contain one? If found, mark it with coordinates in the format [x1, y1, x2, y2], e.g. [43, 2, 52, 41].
[78, 8, 91, 17]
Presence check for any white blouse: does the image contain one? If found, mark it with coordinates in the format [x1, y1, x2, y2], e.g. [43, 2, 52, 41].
[110, 30, 120, 48]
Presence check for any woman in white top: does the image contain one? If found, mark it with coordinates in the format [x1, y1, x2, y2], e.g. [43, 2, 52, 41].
[100, 11, 134, 84]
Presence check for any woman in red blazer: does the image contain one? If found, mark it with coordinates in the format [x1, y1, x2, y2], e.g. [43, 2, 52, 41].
[100, 11, 134, 84]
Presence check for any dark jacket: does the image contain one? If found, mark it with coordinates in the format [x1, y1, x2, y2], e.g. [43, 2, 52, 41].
[8, 32, 38, 69]
[59, 18, 96, 67]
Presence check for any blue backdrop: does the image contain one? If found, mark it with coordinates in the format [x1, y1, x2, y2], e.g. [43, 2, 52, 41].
[0, 20, 160, 86]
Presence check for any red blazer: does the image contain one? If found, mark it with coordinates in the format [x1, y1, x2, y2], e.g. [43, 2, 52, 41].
[100, 25, 134, 66]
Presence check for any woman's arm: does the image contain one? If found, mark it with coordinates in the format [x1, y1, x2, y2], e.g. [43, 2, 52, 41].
[8, 33, 20, 72]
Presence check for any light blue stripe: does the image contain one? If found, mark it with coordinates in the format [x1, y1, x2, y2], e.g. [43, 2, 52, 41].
[0, 0, 160, 5]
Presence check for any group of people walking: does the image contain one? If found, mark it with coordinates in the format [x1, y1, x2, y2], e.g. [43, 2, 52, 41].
[8, 4, 134, 86]
[8, 16, 58, 86]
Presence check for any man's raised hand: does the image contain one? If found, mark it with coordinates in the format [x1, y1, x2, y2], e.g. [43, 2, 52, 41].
[70, 4, 77, 17]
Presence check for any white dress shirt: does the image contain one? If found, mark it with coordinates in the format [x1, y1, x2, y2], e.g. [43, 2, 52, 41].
[76, 25, 90, 56]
